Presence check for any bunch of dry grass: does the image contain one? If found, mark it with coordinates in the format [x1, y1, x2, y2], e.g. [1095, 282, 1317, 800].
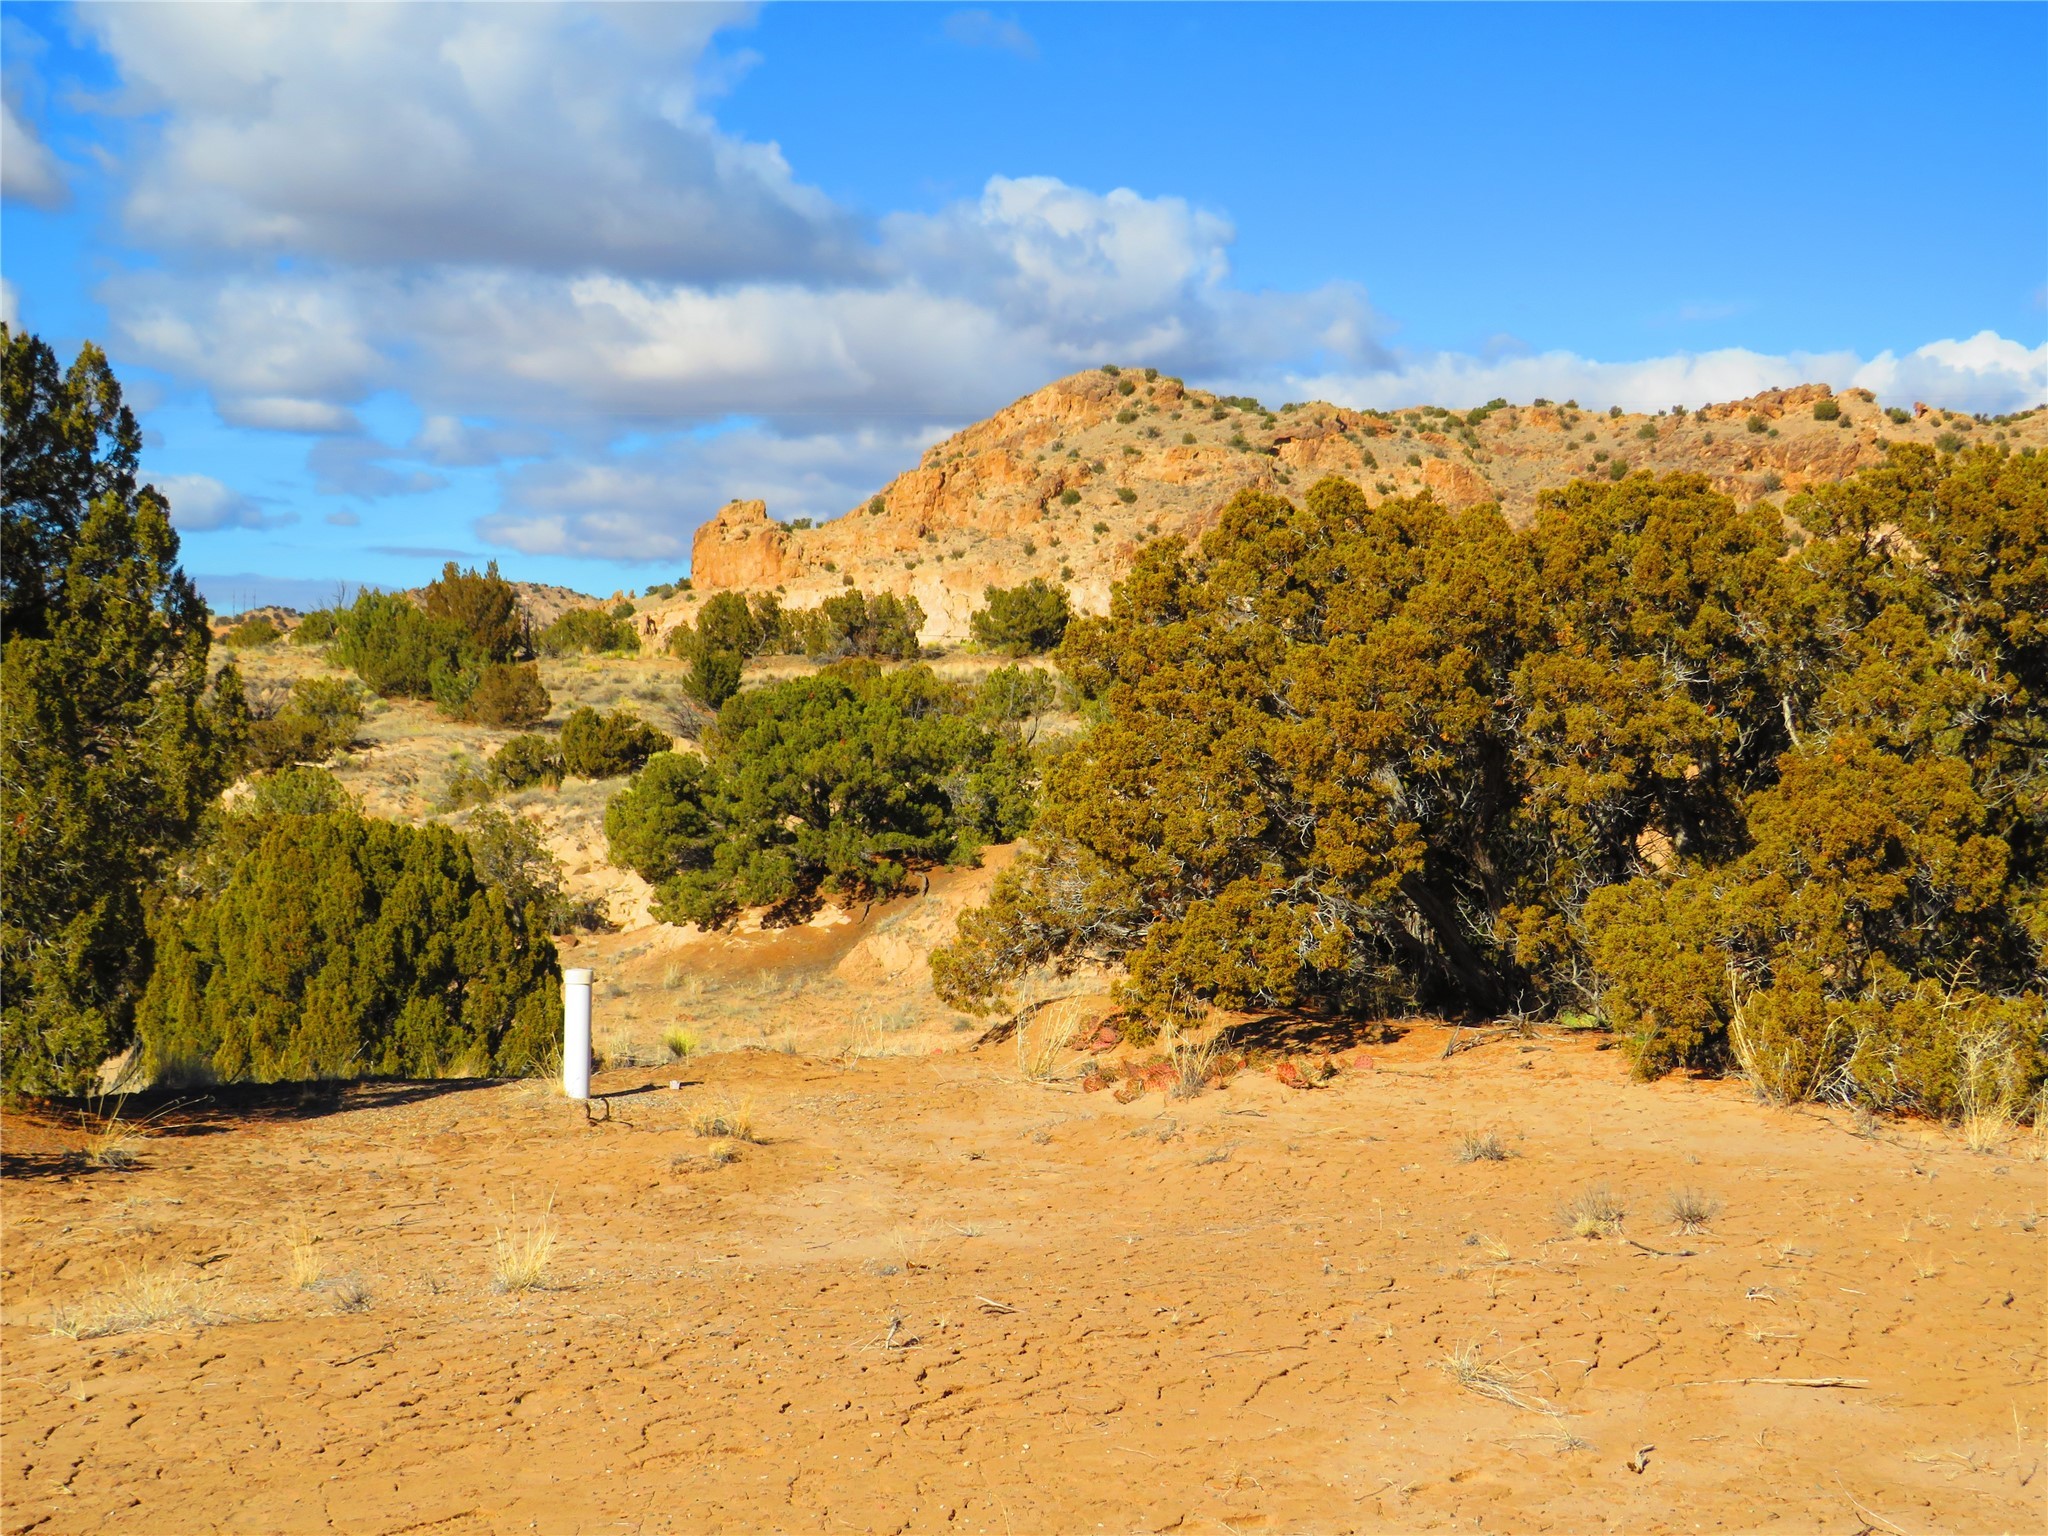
[1015, 999, 1085, 1081]
[838, 1016, 887, 1062]
[1558, 1183, 1627, 1238]
[1163, 1023, 1229, 1100]
[1956, 1030, 2026, 1154]
[1665, 1187, 1721, 1234]
[1725, 973, 1842, 1106]
[82, 1117, 142, 1169]
[662, 1027, 699, 1063]
[1435, 1341, 1558, 1415]
[48, 1268, 215, 1340]
[491, 1199, 557, 1294]
[323, 1274, 373, 1313]
[1454, 1130, 1511, 1163]
[78, 1091, 169, 1169]
[284, 1219, 324, 1289]
[690, 1097, 760, 1142]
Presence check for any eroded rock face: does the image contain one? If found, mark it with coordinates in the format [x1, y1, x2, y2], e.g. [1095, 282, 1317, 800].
[691, 500, 800, 592]
[637, 372, 2043, 649]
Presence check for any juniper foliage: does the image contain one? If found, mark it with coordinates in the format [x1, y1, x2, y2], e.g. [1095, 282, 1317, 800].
[1, 328, 247, 1093]
[933, 452, 2045, 1112]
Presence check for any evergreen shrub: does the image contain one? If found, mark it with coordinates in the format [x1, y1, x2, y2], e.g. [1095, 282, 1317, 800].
[138, 806, 562, 1082]
[606, 662, 1041, 929]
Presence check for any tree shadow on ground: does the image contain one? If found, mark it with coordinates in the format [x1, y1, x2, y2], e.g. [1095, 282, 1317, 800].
[1, 1077, 511, 1180]
[1217, 1010, 1410, 1057]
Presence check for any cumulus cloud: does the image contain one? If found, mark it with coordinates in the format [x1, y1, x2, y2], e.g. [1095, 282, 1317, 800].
[1272, 332, 2048, 418]
[307, 437, 448, 499]
[478, 421, 943, 562]
[943, 10, 1038, 60]
[54, 2, 2044, 576]
[101, 174, 1384, 437]
[155, 472, 292, 531]
[109, 270, 380, 431]
[409, 414, 550, 467]
[81, 1, 861, 283]
[1, 92, 67, 208]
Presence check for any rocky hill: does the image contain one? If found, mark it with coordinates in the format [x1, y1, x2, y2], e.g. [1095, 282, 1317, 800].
[636, 369, 2041, 647]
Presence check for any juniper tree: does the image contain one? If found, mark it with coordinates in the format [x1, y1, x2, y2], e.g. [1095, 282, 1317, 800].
[1, 327, 247, 1093]
[606, 661, 1039, 928]
[933, 452, 2045, 1114]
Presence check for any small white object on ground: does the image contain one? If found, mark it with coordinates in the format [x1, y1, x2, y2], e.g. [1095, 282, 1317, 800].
[562, 968, 593, 1101]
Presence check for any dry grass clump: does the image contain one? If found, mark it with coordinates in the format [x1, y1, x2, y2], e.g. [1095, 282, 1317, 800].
[1015, 999, 1085, 1081]
[691, 1097, 761, 1142]
[1665, 1187, 1722, 1234]
[1955, 1028, 2027, 1154]
[79, 1091, 167, 1169]
[48, 1268, 214, 1340]
[323, 1274, 372, 1312]
[1435, 1341, 1557, 1415]
[1454, 1129, 1511, 1163]
[82, 1115, 144, 1169]
[1163, 1023, 1230, 1099]
[670, 1139, 740, 1172]
[662, 1027, 699, 1063]
[838, 1016, 887, 1061]
[284, 1219, 324, 1289]
[1961, 1102, 2015, 1154]
[491, 1199, 557, 1294]
[1558, 1183, 1627, 1238]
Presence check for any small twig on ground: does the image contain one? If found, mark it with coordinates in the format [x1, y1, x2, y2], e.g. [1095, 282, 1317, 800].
[1681, 1376, 1869, 1389]
[1836, 1476, 1911, 1535]
[1624, 1236, 1698, 1258]
[975, 1296, 1018, 1314]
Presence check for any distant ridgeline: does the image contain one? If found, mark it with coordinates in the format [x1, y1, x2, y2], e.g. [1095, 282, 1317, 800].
[629, 370, 2048, 652]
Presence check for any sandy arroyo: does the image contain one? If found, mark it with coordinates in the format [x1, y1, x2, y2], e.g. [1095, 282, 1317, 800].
[3, 1027, 2044, 1535]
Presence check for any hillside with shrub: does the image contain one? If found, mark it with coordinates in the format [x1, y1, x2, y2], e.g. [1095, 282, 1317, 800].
[637, 370, 2047, 650]
[935, 448, 2045, 1116]
[1, 327, 564, 1095]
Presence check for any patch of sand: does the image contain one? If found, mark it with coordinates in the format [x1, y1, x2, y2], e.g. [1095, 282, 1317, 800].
[6, 1029, 2043, 1533]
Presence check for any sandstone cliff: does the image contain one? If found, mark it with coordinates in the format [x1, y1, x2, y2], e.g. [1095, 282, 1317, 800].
[645, 371, 2043, 648]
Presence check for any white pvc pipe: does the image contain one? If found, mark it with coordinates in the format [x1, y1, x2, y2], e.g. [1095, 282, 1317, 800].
[562, 968, 593, 1100]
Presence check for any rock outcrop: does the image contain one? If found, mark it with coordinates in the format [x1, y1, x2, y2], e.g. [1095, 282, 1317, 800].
[691, 499, 802, 593]
[646, 372, 2044, 649]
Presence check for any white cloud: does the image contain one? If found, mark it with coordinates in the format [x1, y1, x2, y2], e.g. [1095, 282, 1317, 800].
[307, 438, 447, 499]
[1273, 333, 2048, 417]
[410, 414, 549, 467]
[1, 92, 67, 208]
[943, 10, 1038, 60]
[109, 270, 380, 431]
[1850, 331, 2048, 413]
[56, 2, 2043, 577]
[81, 1, 860, 282]
[155, 472, 292, 531]
[478, 421, 942, 562]
[101, 175, 1383, 436]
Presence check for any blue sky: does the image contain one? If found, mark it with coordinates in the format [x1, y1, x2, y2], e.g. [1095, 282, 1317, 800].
[4, 2, 2044, 608]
